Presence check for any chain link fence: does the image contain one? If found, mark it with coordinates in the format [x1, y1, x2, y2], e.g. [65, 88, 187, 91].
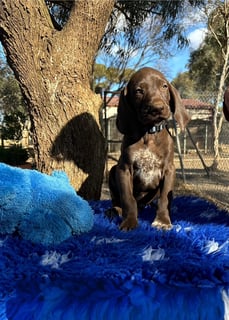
[102, 92, 229, 210]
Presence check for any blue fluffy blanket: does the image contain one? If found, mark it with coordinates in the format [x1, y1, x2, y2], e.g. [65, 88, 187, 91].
[0, 191, 229, 319]
[0, 163, 94, 245]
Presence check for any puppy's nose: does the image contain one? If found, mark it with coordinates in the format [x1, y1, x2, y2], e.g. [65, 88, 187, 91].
[149, 97, 165, 112]
[154, 105, 164, 112]
[148, 104, 164, 114]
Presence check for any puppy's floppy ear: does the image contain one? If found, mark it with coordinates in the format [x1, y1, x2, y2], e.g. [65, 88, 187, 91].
[116, 87, 139, 135]
[169, 84, 190, 131]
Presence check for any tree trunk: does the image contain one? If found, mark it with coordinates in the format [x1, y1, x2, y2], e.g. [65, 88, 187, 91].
[210, 1, 229, 169]
[0, 0, 115, 199]
[212, 62, 228, 168]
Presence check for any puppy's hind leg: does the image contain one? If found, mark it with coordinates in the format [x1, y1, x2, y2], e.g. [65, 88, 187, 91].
[105, 165, 123, 218]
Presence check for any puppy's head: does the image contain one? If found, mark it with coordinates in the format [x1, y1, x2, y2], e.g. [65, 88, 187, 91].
[117, 67, 190, 135]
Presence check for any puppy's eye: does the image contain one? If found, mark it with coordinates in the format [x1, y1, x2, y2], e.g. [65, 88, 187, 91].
[135, 88, 144, 94]
[162, 83, 168, 90]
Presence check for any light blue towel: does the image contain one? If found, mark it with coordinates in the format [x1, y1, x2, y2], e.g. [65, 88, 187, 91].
[0, 163, 94, 245]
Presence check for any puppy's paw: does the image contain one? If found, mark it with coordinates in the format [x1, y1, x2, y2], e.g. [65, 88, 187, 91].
[120, 217, 138, 231]
[105, 207, 122, 219]
[151, 220, 172, 231]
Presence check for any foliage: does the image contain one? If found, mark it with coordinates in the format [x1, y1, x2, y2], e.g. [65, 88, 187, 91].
[1, 111, 27, 141]
[45, 0, 205, 55]
[101, 0, 205, 51]
[0, 145, 29, 165]
[172, 72, 198, 98]
[0, 60, 12, 111]
[45, 1, 73, 29]
[173, 2, 229, 98]
[188, 35, 228, 93]
[96, 15, 171, 90]
[0, 58, 28, 142]
[173, 1, 229, 167]
[93, 64, 133, 91]
[0, 59, 26, 113]
[187, 1, 229, 93]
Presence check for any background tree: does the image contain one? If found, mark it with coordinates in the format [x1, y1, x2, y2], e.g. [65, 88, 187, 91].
[96, 15, 170, 91]
[93, 64, 134, 92]
[207, 0, 229, 167]
[0, 58, 28, 146]
[1, 112, 27, 142]
[173, 0, 229, 168]
[0, 0, 205, 199]
[172, 72, 198, 99]
[188, 36, 224, 94]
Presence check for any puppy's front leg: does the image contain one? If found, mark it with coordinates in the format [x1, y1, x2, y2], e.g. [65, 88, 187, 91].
[116, 165, 138, 231]
[151, 164, 175, 230]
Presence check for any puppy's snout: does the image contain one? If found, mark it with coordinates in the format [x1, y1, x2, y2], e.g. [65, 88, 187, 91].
[153, 105, 164, 112]
[146, 104, 164, 114]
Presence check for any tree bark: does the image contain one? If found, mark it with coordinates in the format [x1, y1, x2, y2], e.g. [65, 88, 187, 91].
[210, 2, 229, 169]
[0, 0, 115, 199]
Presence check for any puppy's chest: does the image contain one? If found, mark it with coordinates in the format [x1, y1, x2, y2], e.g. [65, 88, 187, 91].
[131, 148, 163, 188]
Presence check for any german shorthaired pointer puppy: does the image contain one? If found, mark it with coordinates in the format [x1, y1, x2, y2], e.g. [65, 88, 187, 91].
[107, 67, 190, 231]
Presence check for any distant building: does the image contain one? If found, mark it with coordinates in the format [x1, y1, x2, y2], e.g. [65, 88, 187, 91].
[182, 99, 214, 121]
[103, 94, 215, 154]
[103, 95, 215, 121]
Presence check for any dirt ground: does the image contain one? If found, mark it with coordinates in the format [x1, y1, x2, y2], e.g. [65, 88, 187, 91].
[101, 153, 229, 212]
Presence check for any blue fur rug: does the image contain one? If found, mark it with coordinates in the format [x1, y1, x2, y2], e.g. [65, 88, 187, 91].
[1, 196, 229, 320]
[0, 163, 94, 245]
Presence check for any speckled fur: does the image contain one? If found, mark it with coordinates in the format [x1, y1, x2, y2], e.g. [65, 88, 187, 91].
[132, 148, 162, 189]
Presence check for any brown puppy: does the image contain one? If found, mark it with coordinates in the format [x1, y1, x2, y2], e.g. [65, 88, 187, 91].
[108, 67, 190, 231]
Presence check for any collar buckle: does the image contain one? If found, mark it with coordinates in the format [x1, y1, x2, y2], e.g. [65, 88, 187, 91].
[148, 121, 167, 134]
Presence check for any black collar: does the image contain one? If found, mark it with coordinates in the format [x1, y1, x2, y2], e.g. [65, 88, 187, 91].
[147, 121, 167, 134]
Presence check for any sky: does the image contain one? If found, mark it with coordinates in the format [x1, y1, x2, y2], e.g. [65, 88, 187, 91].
[167, 26, 207, 80]
[0, 43, 5, 60]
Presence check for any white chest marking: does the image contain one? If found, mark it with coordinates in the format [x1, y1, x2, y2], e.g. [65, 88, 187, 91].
[132, 148, 162, 188]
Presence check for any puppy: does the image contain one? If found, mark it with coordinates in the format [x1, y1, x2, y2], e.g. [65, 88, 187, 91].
[108, 67, 190, 231]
